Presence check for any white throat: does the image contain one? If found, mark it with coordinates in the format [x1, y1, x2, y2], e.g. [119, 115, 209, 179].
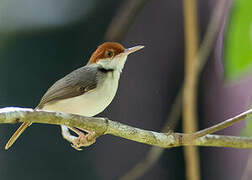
[96, 55, 128, 73]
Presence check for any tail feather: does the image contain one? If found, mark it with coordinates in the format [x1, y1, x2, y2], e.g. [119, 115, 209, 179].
[5, 122, 32, 150]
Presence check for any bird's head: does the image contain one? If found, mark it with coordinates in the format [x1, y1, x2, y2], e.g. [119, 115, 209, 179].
[88, 42, 144, 72]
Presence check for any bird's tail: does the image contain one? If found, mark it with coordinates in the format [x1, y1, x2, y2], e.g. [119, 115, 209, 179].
[5, 122, 32, 150]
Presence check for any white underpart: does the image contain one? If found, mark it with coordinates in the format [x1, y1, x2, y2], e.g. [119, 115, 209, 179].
[41, 54, 128, 117]
[42, 70, 120, 117]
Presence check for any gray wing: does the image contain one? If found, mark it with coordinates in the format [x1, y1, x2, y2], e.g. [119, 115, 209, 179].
[36, 65, 99, 109]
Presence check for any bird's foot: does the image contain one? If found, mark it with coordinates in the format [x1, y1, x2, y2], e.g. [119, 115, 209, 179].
[68, 127, 96, 151]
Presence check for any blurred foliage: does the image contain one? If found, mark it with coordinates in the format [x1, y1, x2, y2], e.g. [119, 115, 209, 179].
[240, 113, 252, 136]
[224, 0, 252, 79]
[227, 0, 252, 136]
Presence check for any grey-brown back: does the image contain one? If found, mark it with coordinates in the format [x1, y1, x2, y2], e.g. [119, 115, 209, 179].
[36, 65, 102, 109]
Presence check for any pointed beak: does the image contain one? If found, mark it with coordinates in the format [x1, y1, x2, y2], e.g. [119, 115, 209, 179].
[123, 45, 144, 55]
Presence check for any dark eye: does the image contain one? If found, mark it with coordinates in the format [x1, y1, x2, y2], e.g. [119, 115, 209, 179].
[105, 50, 114, 58]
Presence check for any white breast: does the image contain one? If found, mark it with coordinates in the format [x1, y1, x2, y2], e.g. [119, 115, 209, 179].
[42, 71, 120, 117]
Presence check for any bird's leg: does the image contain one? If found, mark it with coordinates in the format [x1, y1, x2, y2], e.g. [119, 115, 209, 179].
[61, 125, 76, 143]
[69, 127, 96, 150]
[61, 125, 96, 151]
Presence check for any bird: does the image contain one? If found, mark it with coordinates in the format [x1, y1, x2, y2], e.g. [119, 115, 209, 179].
[5, 42, 144, 150]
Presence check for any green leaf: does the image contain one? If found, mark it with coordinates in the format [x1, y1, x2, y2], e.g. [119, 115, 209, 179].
[224, 0, 252, 79]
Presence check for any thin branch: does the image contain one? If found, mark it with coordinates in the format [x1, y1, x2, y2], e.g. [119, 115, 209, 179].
[162, 90, 183, 132]
[105, 0, 149, 41]
[1, 107, 252, 149]
[120, 0, 228, 179]
[183, 0, 200, 179]
[193, 109, 252, 139]
[119, 147, 164, 180]
[119, 91, 182, 180]
[194, 134, 252, 148]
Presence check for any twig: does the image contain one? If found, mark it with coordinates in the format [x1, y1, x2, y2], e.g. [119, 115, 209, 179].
[183, 0, 200, 179]
[120, 0, 228, 178]
[119, 147, 164, 180]
[194, 134, 252, 148]
[120, 90, 182, 180]
[1, 107, 252, 149]
[162, 90, 183, 132]
[193, 110, 251, 139]
[104, 0, 149, 41]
